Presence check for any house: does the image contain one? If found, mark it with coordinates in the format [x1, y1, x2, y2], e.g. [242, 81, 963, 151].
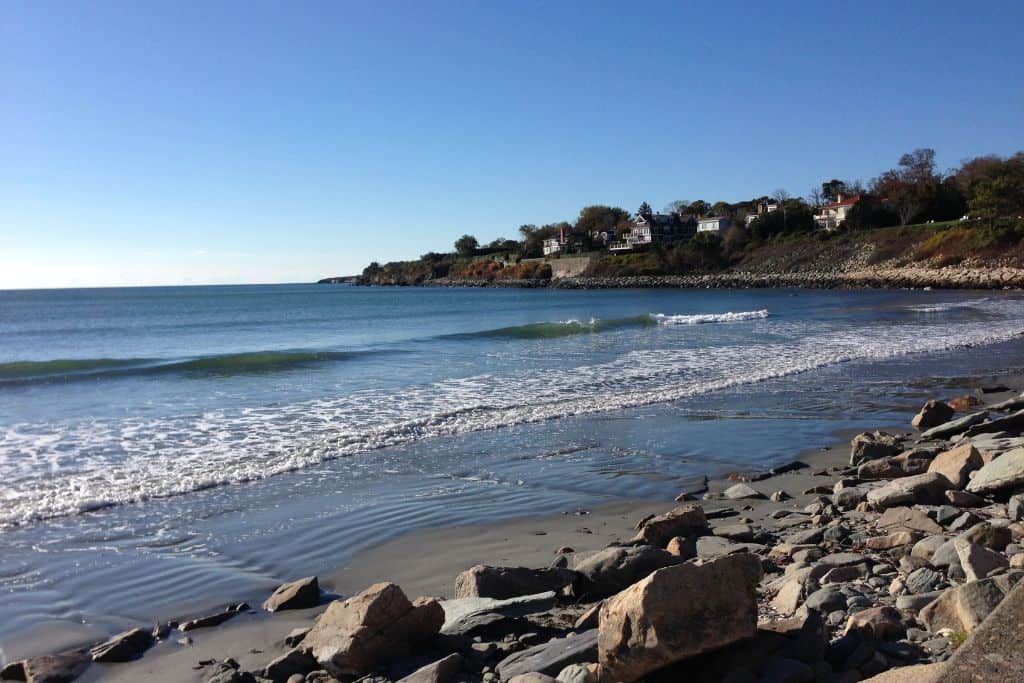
[697, 216, 730, 235]
[814, 193, 861, 230]
[745, 199, 778, 226]
[609, 212, 695, 252]
[543, 224, 571, 255]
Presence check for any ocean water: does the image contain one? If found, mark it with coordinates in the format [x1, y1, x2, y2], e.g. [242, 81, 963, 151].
[2, 284, 1024, 654]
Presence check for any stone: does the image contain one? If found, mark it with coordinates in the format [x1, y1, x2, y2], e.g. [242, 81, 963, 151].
[440, 591, 556, 636]
[19, 651, 91, 683]
[843, 606, 904, 640]
[927, 444, 983, 489]
[960, 522, 1011, 551]
[850, 431, 901, 466]
[911, 535, 949, 562]
[1009, 494, 1024, 521]
[771, 579, 805, 614]
[785, 528, 825, 545]
[496, 630, 598, 680]
[919, 577, 1015, 633]
[571, 545, 681, 599]
[596, 554, 762, 683]
[713, 523, 755, 541]
[455, 565, 577, 600]
[723, 483, 765, 500]
[89, 627, 154, 663]
[631, 504, 708, 547]
[896, 590, 945, 613]
[262, 649, 318, 683]
[912, 400, 955, 431]
[804, 587, 846, 613]
[205, 660, 257, 683]
[963, 408, 1024, 438]
[302, 583, 444, 678]
[945, 489, 985, 507]
[866, 531, 922, 550]
[665, 536, 695, 559]
[397, 654, 465, 683]
[833, 487, 867, 510]
[858, 454, 931, 480]
[967, 447, 1024, 494]
[508, 675, 558, 683]
[920, 411, 989, 440]
[948, 395, 984, 412]
[905, 567, 942, 594]
[575, 602, 602, 630]
[877, 506, 944, 534]
[179, 606, 244, 632]
[954, 538, 1008, 581]
[264, 577, 321, 612]
[556, 663, 597, 683]
[284, 628, 310, 647]
[866, 473, 951, 510]
[770, 490, 791, 502]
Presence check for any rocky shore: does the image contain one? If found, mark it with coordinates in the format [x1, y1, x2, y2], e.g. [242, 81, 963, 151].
[8, 389, 1024, 682]
[405, 265, 1024, 290]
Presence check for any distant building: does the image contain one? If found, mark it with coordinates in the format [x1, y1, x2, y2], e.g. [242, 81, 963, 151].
[814, 193, 861, 230]
[697, 216, 730, 235]
[609, 212, 695, 252]
[543, 224, 572, 255]
[745, 199, 779, 226]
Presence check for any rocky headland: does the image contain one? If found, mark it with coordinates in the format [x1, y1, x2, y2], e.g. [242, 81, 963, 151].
[8, 388, 1024, 682]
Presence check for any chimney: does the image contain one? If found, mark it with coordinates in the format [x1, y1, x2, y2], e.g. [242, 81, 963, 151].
[836, 192, 844, 203]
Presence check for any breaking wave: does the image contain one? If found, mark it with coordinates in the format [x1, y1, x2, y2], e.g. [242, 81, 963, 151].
[3, 309, 1024, 528]
[0, 350, 369, 386]
[449, 310, 769, 339]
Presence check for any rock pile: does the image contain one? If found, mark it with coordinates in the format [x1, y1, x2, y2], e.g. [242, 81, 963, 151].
[9, 391, 1024, 683]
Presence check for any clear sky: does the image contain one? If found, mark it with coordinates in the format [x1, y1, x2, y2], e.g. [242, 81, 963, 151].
[2, 1, 1022, 288]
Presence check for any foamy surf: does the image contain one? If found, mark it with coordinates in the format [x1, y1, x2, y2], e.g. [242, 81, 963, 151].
[3, 303, 1024, 529]
[652, 310, 769, 325]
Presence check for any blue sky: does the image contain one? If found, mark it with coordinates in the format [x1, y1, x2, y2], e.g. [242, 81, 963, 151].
[2, 1, 1022, 288]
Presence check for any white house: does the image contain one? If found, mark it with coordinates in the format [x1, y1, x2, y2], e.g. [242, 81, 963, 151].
[542, 238, 562, 256]
[697, 216, 729, 234]
[609, 213, 694, 252]
[814, 194, 861, 230]
[744, 199, 779, 226]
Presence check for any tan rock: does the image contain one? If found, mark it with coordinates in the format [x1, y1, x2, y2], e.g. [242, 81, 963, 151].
[866, 531, 922, 550]
[954, 538, 1008, 581]
[843, 605, 904, 640]
[919, 577, 1014, 633]
[302, 582, 444, 678]
[631, 504, 708, 547]
[912, 400, 954, 431]
[264, 576, 320, 612]
[966, 447, 1024, 494]
[876, 506, 943, 534]
[397, 653, 465, 683]
[866, 473, 951, 510]
[455, 565, 576, 599]
[928, 444, 982, 489]
[597, 554, 762, 682]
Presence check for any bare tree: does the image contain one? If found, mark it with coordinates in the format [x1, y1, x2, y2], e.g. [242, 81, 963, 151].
[807, 186, 823, 210]
[773, 189, 791, 230]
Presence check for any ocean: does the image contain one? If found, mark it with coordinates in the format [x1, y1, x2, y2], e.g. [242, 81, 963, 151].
[2, 284, 1024, 653]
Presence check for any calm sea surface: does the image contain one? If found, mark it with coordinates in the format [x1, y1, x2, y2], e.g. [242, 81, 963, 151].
[2, 284, 1024, 654]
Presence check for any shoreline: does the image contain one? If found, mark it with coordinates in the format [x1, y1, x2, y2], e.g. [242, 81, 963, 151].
[7, 373, 1024, 682]
[351, 265, 1024, 290]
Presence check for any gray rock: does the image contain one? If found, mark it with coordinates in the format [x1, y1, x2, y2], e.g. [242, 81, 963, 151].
[263, 576, 320, 612]
[921, 411, 990, 440]
[905, 567, 941, 595]
[89, 628, 153, 663]
[723, 483, 765, 500]
[850, 431, 901, 466]
[896, 590, 945, 613]
[954, 538, 1008, 581]
[455, 565, 578, 600]
[912, 400, 955, 431]
[805, 587, 846, 613]
[262, 649, 318, 683]
[440, 591, 556, 636]
[19, 651, 91, 683]
[496, 630, 597, 680]
[397, 654, 465, 683]
[571, 545, 681, 599]
[967, 447, 1024, 494]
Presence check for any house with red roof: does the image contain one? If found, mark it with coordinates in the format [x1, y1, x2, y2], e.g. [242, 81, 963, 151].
[814, 193, 862, 230]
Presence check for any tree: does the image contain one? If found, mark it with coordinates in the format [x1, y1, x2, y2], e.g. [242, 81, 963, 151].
[637, 202, 653, 219]
[773, 189, 791, 230]
[575, 205, 631, 236]
[872, 149, 940, 227]
[664, 200, 690, 215]
[688, 200, 710, 218]
[970, 175, 1024, 227]
[874, 171, 920, 227]
[454, 234, 479, 257]
[821, 179, 847, 202]
[807, 186, 823, 209]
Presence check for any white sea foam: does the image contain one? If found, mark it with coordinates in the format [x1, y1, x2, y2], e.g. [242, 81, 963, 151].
[2, 305, 1024, 528]
[906, 297, 995, 313]
[652, 310, 769, 325]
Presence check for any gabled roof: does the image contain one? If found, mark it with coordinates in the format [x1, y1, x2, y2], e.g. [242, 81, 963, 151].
[821, 195, 861, 209]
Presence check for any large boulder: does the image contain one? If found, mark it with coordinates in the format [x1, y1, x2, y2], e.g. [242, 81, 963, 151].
[912, 400, 954, 431]
[954, 539, 1008, 581]
[263, 576, 320, 612]
[631, 504, 708, 547]
[866, 473, 951, 510]
[920, 411, 989, 440]
[850, 432, 901, 466]
[858, 453, 931, 480]
[439, 591, 555, 636]
[571, 545, 682, 599]
[919, 575, 1020, 633]
[496, 630, 598, 680]
[966, 447, 1024, 494]
[397, 653, 466, 683]
[597, 553, 762, 683]
[454, 565, 577, 600]
[17, 651, 91, 683]
[927, 444, 982, 489]
[301, 582, 444, 678]
[89, 628, 153, 663]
